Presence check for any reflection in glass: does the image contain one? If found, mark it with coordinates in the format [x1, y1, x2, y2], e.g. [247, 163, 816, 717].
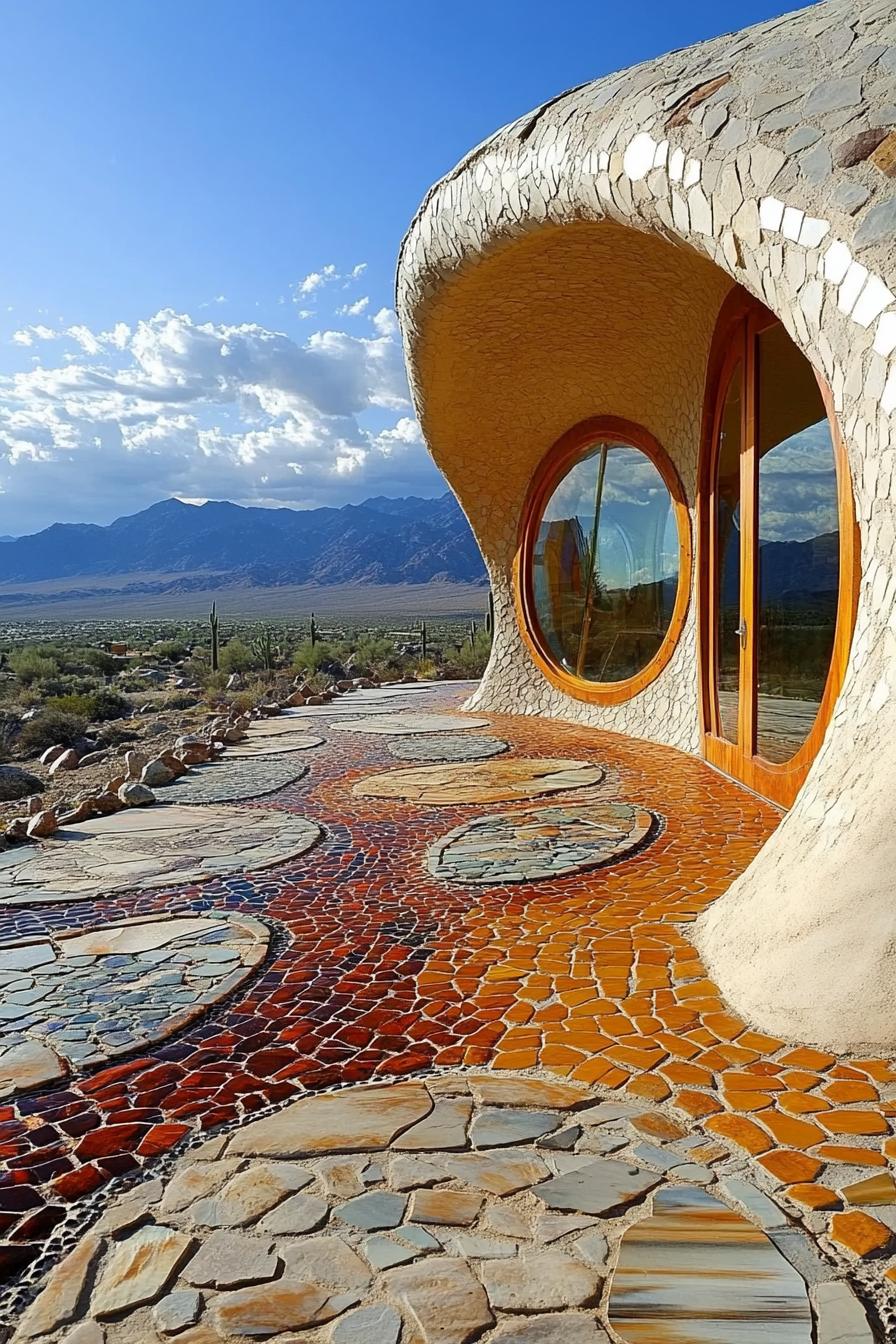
[715, 364, 742, 744]
[531, 441, 680, 683]
[756, 324, 839, 763]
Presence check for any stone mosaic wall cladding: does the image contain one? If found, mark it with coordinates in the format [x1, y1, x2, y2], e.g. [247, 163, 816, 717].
[396, 0, 896, 1049]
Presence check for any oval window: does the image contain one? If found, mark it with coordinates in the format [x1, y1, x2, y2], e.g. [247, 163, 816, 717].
[518, 419, 691, 702]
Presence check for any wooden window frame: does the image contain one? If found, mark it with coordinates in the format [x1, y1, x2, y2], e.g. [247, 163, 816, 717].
[514, 415, 692, 706]
[697, 288, 860, 808]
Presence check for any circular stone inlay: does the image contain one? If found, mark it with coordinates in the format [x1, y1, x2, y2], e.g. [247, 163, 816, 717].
[159, 755, 309, 805]
[0, 804, 321, 904]
[387, 734, 509, 763]
[428, 801, 655, 884]
[0, 913, 269, 1099]
[354, 759, 605, 805]
[330, 713, 491, 736]
[226, 734, 323, 758]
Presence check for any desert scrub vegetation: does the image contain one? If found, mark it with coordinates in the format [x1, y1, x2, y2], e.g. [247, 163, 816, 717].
[17, 709, 89, 757]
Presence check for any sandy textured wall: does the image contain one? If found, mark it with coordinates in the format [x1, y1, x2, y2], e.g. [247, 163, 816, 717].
[411, 221, 731, 753]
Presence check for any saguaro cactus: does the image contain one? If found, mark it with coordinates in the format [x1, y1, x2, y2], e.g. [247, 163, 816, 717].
[421, 619, 428, 662]
[310, 612, 318, 647]
[209, 603, 219, 672]
[252, 627, 275, 674]
[469, 619, 477, 650]
[486, 589, 494, 641]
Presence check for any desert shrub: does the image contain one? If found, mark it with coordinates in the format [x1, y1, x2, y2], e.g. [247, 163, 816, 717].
[291, 640, 346, 676]
[163, 692, 200, 710]
[439, 632, 492, 679]
[17, 709, 88, 757]
[9, 647, 61, 686]
[219, 638, 255, 675]
[415, 658, 438, 680]
[80, 648, 118, 676]
[45, 688, 132, 722]
[152, 640, 191, 662]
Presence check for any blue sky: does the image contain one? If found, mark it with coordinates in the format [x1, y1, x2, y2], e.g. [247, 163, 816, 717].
[0, 0, 799, 534]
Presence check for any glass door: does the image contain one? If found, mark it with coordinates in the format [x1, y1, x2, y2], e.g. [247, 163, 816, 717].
[701, 299, 857, 808]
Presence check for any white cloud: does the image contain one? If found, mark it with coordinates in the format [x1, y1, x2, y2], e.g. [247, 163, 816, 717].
[371, 307, 398, 337]
[0, 302, 442, 532]
[337, 296, 369, 317]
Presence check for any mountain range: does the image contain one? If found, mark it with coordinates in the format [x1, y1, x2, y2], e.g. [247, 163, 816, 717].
[0, 495, 487, 589]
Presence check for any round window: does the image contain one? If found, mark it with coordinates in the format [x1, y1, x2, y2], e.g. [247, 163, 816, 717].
[518, 418, 691, 702]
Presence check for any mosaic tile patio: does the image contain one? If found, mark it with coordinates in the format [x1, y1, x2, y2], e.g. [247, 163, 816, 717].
[0, 682, 893, 1336]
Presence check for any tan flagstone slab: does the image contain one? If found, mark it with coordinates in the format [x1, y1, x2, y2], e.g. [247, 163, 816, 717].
[227, 1082, 433, 1157]
[354, 759, 605, 805]
[0, 804, 320, 903]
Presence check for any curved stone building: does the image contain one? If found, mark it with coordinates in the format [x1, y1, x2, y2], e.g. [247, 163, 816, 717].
[398, 0, 896, 1051]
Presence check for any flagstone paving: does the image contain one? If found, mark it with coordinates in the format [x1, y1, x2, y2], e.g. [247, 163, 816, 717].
[387, 734, 509, 763]
[0, 806, 320, 904]
[10, 1074, 876, 1343]
[330, 714, 492, 736]
[225, 734, 323, 759]
[354, 759, 606, 805]
[427, 802, 656, 885]
[0, 914, 269, 1100]
[157, 756, 309, 805]
[0, 682, 894, 1334]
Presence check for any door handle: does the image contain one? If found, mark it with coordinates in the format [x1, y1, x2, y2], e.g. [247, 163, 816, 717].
[736, 619, 747, 649]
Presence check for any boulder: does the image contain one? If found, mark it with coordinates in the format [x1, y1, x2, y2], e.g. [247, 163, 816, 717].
[118, 782, 155, 807]
[141, 760, 175, 788]
[48, 749, 79, 776]
[226, 674, 242, 690]
[0, 765, 43, 802]
[5, 818, 28, 841]
[26, 795, 43, 815]
[91, 790, 124, 815]
[78, 749, 111, 768]
[58, 801, 95, 826]
[125, 750, 147, 780]
[39, 745, 66, 767]
[159, 752, 188, 778]
[222, 727, 246, 744]
[26, 809, 58, 839]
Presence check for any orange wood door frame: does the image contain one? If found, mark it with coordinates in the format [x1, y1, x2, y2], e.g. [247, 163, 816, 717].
[698, 289, 859, 809]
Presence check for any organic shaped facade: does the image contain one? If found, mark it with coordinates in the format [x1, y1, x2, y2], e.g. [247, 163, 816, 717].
[397, 0, 896, 1051]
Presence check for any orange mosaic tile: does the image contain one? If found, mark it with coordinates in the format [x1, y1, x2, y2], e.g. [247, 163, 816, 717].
[758, 1151, 824, 1184]
[830, 1211, 894, 1258]
[786, 1182, 841, 1211]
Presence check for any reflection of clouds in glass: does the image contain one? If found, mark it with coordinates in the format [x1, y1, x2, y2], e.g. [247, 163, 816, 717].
[539, 441, 677, 589]
[759, 420, 837, 543]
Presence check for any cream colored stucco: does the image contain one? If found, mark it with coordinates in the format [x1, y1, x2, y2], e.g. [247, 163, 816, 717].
[398, 0, 896, 1049]
[414, 221, 732, 750]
